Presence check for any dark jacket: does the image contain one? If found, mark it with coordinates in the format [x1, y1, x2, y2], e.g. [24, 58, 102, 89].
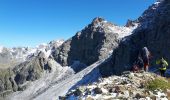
[136, 57, 144, 69]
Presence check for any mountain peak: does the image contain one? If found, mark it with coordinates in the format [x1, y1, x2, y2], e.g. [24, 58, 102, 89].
[125, 19, 138, 27]
[91, 17, 107, 27]
[92, 17, 105, 23]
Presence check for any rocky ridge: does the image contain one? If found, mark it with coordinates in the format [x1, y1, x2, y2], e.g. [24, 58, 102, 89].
[62, 71, 169, 100]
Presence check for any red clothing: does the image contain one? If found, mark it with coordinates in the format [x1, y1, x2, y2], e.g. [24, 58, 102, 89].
[144, 63, 149, 71]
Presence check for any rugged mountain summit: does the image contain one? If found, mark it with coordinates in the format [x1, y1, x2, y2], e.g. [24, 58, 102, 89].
[52, 17, 134, 72]
[99, 0, 170, 76]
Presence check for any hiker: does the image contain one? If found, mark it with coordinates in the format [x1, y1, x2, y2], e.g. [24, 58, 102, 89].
[132, 56, 144, 72]
[140, 47, 151, 72]
[156, 57, 168, 77]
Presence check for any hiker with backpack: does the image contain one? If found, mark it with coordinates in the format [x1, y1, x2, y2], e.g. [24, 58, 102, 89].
[140, 47, 151, 72]
[156, 57, 168, 77]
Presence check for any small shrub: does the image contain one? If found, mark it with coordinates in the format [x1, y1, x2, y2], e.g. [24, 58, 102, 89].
[147, 78, 170, 91]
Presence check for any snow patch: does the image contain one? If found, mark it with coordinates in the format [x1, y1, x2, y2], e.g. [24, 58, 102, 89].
[4, 39, 64, 62]
[8, 59, 74, 100]
[0, 46, 4, 53]
[28, 58, 105, 100]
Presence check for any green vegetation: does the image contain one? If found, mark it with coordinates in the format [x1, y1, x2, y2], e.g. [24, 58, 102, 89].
[147, 78, 170, 91]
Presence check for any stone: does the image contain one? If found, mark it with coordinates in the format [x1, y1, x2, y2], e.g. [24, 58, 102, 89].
[73, 88, 83, 96]
[166, 89, 170, 99]
[135, 93, 143, 99]
[93, 87, 103, 94]
[123, 90, 130, 98]
[150, 95, 157, 100]
[58, 96, 67, 100]
[114, 86, 126, 93]
[86, 96, 94, 100]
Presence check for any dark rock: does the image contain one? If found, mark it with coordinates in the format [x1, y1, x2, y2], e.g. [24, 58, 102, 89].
[135, 92, 146, 99]
[114, 86, 121, 93]
[13, 52, 50, 85]
[125, 19, 137, 27]
[18, 85, 27, 91]
[73, 88, 83, 96]
[93, 87, 103, 94]
[58, 96, 67, 100]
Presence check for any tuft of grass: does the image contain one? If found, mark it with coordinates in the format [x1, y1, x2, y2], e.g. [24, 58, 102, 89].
[147, 78, 170, 91]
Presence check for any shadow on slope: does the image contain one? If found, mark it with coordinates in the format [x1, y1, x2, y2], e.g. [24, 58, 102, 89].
[67, 57, 113, 94]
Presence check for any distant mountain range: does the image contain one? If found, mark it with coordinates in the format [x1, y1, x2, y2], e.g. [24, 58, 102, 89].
[0, 40, 64, 68]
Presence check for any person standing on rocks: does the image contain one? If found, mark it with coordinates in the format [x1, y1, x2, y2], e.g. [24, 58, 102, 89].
[140, 47, 151, 72]
[156, 57, 168, 77]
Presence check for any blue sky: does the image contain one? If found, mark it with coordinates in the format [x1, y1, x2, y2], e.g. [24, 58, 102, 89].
[0, 0, 156, 47]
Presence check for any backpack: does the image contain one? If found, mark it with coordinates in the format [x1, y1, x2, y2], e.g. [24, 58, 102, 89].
[136, 57, 144, 69]
[159, 58, 168, 70]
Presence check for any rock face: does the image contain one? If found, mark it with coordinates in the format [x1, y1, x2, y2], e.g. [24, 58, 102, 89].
[0, 68, 17, 98]
[62, 72, 168, 100]
[52, 17, 133, 72]
[99, 0, 170, 76]
[13, 52, 49, 85]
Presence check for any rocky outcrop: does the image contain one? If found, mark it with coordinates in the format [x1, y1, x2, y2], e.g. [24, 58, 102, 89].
[52, 17, 133, 72]
[62, 72, 168, 100]
[0, 51, 54, 98]
[125, 19, 137, 27]
[99, 0, 170, 76]
[0, 68, 17, 98]
[13, 52, 53, 86]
